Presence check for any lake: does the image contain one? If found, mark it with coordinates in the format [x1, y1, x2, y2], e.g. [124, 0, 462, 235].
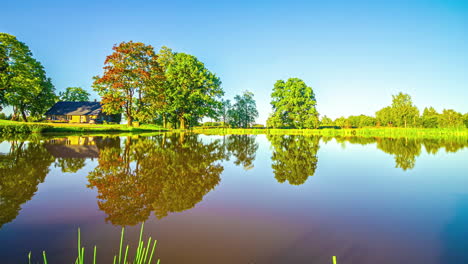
[0, 133, 467, 264]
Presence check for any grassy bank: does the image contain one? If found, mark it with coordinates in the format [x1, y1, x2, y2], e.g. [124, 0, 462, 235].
[0, 120, 166, 135]
[191, 127, 468, 139]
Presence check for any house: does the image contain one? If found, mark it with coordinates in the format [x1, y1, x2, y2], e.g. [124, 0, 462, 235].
[45, 101, 121, 123]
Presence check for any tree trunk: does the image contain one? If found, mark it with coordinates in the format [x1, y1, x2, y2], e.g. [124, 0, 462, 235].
[21, 110, 28, 122]
[163, 115, 167, 129]
[127, 115, 133, 127]
[180, 116, 186, 130]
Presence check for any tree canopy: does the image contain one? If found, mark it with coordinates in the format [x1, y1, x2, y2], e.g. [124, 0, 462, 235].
[227, 91, 258, 128]
[93, 41, 164, 126]
[0, 33, 56, 121]
[59, 87, 90, 102]
[267, 78, 319, 129]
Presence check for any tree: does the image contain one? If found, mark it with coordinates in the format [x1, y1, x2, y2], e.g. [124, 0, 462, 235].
[464, 113, 468, 128]
[227, 91, 258, 128]
[164, 53, 223, 129]
[0, 33, 56, 121]
[320, 115, 334, 127]
[438, 109, 464, 128]
[391, 92, 419, 127]
[334, 116, 351, 128]
[267, 78, 319, 128]
[376, 106, 394, 127]
[421, 107, 439, 128]
[59, 87, 90, 102]
[217, 99, 231, 125]
[93, 41, 164, 126]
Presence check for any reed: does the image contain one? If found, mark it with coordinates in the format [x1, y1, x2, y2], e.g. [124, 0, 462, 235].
[28, 223, 159, 264]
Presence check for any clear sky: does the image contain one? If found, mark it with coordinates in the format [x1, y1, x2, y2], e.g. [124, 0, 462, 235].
[2, 0, 467, 123]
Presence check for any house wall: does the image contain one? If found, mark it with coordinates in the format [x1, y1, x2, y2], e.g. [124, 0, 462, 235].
[70, 116, 81, 123]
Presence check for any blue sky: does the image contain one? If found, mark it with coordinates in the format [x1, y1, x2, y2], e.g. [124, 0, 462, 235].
[2, 0, 467, 123]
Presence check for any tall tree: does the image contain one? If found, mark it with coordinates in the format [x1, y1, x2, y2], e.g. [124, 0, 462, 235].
[267, 78, 319, 128]
[93, 41, 163, 126]
[320, 115, 334, 126]
[59, 87, 90, 102]
[218, 99, 231, 125]
[391, 92, 419, 128]
[0, 33, 56, 121]
[164, 53, 223, 129]
[421, 107, 439, 128]
[228, 91, 258, 128]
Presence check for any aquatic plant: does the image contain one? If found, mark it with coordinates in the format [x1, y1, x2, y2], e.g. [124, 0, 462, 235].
[28, 223, 159, 264]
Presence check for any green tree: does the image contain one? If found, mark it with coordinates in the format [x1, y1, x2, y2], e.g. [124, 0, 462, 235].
[164, 53, 223, 129]
[93, 41, 164, 126]
[217, 99, 231, 125]
[464, 113, 468, 128]
[438, 109, 464, 128]
[0, 33, 56, 121]
[228, 91, 258, 128]
[376, 106, 394, 127]
[267, 78, 319, 128]
[320, 115, 334, 126]
[391, 92, 420, 127]
[59, 87, 90, 102]
[421, 107, 439, 128]
[334, 116, 351, 128]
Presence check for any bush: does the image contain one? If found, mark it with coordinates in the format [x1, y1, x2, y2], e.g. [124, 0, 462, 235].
[252, 124, 265, 129]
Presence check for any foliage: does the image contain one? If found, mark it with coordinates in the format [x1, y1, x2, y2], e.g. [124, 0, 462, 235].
[227, 91, 258, 128]
[421, 107, 439, 128]
[0, 33, 56, 121]
[267, 78, 319, 129]
[438, 109, 465, 128]
[217, 99, 231, 125]
[320, 115, 334, 127]
[164, 53, 223, 129]
[391, 92, 419, 127]
[464, 113, 468, 128]
[267, 135, 320, 185]
[93, 41, 164, 126]
[59, 87, 90, 102]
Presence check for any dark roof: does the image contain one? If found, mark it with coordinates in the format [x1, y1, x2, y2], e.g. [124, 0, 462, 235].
[45, 101, 102, 116]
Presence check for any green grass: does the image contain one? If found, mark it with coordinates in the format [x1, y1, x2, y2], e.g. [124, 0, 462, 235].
[191, 127, 468, 139]
[0, 120, 166, 134]
[28, 223, 159, 264]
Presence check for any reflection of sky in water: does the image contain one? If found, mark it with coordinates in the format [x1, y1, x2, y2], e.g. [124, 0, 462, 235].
[0, 135, 467, 264]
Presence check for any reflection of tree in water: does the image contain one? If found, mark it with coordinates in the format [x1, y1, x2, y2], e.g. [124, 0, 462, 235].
[0, 141, 54, 228]
[335, 136, 468, 171]
[376, 138, 421, 171]
[225, 135, 259, 170]
[87, 134, 225, 226]
[267, 135, 320, 185]
[54, 158, 86, 173]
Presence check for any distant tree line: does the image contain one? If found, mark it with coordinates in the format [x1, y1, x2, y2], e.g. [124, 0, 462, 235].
[327, 92, 468, 129]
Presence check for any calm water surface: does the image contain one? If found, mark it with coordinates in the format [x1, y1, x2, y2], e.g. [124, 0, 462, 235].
[0, 133, 467, 264]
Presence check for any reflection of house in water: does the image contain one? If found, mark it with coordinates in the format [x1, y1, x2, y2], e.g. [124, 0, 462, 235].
[45, 136, 99, 159]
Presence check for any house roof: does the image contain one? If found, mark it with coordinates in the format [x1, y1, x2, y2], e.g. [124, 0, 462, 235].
[45, 101, 102, 116]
